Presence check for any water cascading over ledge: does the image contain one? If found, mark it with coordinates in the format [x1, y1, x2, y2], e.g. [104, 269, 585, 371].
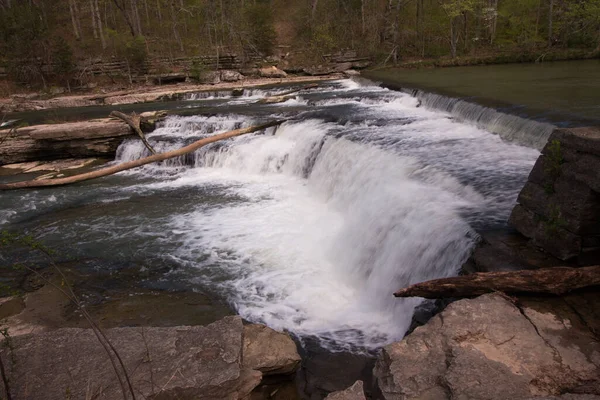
[403, 89, 556, 150]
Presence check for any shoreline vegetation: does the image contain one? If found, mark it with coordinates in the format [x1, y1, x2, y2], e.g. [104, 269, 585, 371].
[1, 0, 600, 95]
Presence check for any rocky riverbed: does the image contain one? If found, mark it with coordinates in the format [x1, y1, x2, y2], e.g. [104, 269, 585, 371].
[1, 80, 599, 400]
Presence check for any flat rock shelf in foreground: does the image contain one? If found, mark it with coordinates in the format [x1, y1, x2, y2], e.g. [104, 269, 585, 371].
[0, 316, 300, 400]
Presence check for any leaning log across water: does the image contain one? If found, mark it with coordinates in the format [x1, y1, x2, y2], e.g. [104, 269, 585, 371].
[109, 111, 156, 155]
[393, 266, 600, 299]
[0, 120, 285, 190]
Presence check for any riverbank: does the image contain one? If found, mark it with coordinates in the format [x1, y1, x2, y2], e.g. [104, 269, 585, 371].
[387, 48, 599, 70]
[0, 73, 344, 114]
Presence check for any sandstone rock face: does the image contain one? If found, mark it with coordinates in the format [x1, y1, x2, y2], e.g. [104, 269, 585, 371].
[199, 70, 222, 84]
[374, 293, 600, 400]
[509, 126, 600, 263]
[259, 66, 288, 78]
[0, 316, 301, 400]
[0, 119, 133, 165]
[243, 323, 301, 375]
[324, 381, 366, 400]
[220, 70, 244, 82]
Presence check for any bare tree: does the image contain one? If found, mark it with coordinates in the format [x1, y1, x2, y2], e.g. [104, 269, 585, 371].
[548, 0, 554, 46]
[94, 0, 107, 48]
[69, 0, 82, 40]
[90, 0, 99, 38]
[111, 0, 137, 36]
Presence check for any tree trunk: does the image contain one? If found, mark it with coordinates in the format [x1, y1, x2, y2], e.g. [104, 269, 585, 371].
[156, 0, 162, 22]
[0, 120, 285, 191]
[69, 0, 81, 40]
[535, 0, 541, 43]
[450, 16, 458, 58]
[361, 0, 366, 36]
[490, 0, 498, 44]
[90, 0, 99, 38]
[94, 0, 107, 49]
[169, 0, 183, 52]
[417, 0, 424, 57]
[548, 0, 554, 47]
[311, 0, 318, 23]
[130, 0, 142, 35]
[393, 266, 600, 299]
[110, 111, 156, 154]
[111, 0, 137, 36]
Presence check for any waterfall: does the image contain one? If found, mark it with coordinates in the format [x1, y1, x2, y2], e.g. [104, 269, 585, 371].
[404, 89, 555, 150]
[108, 79, 539, 350]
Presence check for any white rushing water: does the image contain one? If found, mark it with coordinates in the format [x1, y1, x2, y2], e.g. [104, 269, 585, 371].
[109, 79, 539, 351]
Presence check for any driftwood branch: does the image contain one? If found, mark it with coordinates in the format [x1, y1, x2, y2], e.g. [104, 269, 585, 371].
[0, 120, 285, 190]
[110, 110, 156, 155]
[393, 266, 600, 299]
[256, 83, 319, 104]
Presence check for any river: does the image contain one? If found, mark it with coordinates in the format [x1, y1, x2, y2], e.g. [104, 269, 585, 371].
[1, 77, 543, 396]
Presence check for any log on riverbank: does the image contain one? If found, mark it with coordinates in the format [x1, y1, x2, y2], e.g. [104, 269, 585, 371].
[0, 120, 285, 190]
[0, 119, 133, 165]
[394, 266, 600, 299]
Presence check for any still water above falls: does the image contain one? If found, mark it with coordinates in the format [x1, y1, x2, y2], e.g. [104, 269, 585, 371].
[0, 79, 541, 351]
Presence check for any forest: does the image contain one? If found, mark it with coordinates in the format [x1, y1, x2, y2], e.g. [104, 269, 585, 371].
[0, 0, 599, 88]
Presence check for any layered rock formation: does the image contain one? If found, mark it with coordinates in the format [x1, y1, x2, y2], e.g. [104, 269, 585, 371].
[509, 127, 600, 263]
[0, 316, 301, 400]
[375, 293, 600, 400]
[0, 119, 133, 165]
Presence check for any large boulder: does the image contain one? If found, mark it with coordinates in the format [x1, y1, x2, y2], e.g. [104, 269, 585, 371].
[509, 126, 600, 263]
[0, 316, 301, 400]
[259, 66, 287, 78]
[325, 381, 366, 400]
[243, 323, 301, 376]
[0, 119, 133, 165]
[374, 293, 600, 400]
[220, 70, 244, 82]
[198, 70, 221, 84]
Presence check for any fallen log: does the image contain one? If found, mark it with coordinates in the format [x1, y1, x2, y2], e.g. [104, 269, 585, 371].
[110, 111, 156, 155]
[256, 83, 319, 104]
[0, 120, 285, 190]
[393, 266, 600, 299]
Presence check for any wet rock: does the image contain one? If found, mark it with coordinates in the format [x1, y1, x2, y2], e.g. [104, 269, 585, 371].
[0, 296, 25, 320]
[510, 126, 600, 262]
[0, 119, 133, 165]
[324, 381, 366, 400]
[461, 229, 569, 275]
[243, 323, 301, 376]
[232, 88, 245, 97]
[259, 66, 288, 78]
[221, 70, 244, 82]
[374, 293, 600, 400]
[1, 316, 262, 400]
[343, 70, 361, 77]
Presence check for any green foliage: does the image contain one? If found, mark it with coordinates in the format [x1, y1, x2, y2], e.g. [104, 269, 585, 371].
[0, 2, 50, 86]
[310, 24, 337, 55]
[243, 2, 278, 55]
[107, 30, 148, 75]
[52, 38, 76, 90]
[190, 59, 207, 81]
[125, 36, 149, 75]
